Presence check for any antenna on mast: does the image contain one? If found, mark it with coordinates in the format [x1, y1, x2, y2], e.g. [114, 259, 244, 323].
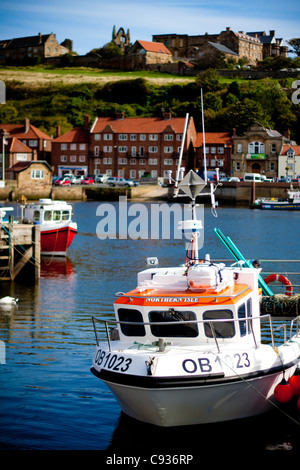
[174, 113, 189, 198]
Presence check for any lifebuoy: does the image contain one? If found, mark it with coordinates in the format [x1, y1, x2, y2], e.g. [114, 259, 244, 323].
[264, 274, 293, 296]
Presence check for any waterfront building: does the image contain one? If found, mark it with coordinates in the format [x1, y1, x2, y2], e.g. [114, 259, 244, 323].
[278, 144, 300, 180]
[0, 120, 52, 179]
[231, 123, 286, 179]
[194, 132, 233, 176]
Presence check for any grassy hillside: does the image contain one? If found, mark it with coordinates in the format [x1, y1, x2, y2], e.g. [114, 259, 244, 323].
[0, 66, 299, 142]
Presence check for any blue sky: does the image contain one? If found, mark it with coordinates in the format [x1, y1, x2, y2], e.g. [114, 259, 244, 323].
[0, 0, 299, 55]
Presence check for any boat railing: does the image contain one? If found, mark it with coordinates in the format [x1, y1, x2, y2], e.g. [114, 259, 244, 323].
[212, 259, 300, 290]
[92, 314, 300, 354]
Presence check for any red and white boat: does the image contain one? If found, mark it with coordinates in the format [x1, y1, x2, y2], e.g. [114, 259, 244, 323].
[23, 199, 77, 256]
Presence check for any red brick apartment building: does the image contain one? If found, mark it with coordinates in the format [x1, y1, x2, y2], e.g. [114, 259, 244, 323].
[51, 113, 197, 180]
[194, 132, 233, 176]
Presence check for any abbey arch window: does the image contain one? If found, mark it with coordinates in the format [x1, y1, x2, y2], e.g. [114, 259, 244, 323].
[248, 141, 265, 155]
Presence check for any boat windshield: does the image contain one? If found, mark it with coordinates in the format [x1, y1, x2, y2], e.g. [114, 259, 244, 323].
[43, 210, 71, 222]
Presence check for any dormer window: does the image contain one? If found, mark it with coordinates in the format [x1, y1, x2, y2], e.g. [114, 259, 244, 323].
[287, 149, 295, 158]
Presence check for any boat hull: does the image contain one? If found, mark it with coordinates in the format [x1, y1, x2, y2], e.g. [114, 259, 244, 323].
[40, 223, 77, 256]
[259, 202, 300, 210]
[91, 364, 296, 427]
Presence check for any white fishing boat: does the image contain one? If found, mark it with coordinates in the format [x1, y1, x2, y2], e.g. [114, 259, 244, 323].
[23, 199, 77, 256]
[91, 107, 300, 427]
[90, 169, 300, 426]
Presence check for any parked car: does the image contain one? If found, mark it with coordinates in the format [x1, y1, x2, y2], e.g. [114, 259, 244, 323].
[73, 175, 85, 184]
[81, 176, 94, 185]
[126, 178, 139, 186]
[95, 174, 108, 183]
[220, 177, 240, 182]
[54, 177, 71, 186]
[107, 177, 134, 187]
[291, 178, 300, 184]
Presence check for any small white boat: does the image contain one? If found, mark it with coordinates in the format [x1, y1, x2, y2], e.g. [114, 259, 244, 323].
[254, 190, 300, 210]
[90, 170, 300, 427]
[23, 199, 77, 256]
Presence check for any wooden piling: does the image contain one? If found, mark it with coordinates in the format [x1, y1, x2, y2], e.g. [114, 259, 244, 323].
[0, 222, 40, 281]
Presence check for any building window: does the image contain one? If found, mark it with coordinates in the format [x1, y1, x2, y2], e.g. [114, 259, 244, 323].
[218, 147, 224, 154]
[271, 143, 276, 153]
[164, 134, 173, 141]
[103, 158, 112, 164]
[104, 146, 112, 153]
[176, 134, 183, 141]
[149, 134, 158, 141]
[94, 134, 101, 141]
[79, 156, 86, 162]
[211, 147, 216, 154]
[94, 146, 99, 156]
[164, 146, 173, 153]
[61, 143, 67, 150]
[118, 146, 127, 153]
[130, 158, 136, 165]
[29, 140, 38, 147]
[70, 155, 76, 162]
[61, 155, 67, 162]
[70, 143, 77, 150]
[31, 169, 45, 179]
[149, 159, 157, 165]
[151, 170, 157, 178]
[130, 170, 136, 179]
[79, 143, 86, 150]
[270, 162, 275, 171]
[130, 134, 136, 141]
[249, 141, 265, 154]
[16, 154, 28, 161]
[237, 143, 242, 153]
[119, 134, 128, 141]
[118, 158, 127, 164]
[140, 134, 146, 141]
[131, 146, 136, 156]
[104, 134, 113, 141]
[236, 161, 241, 171]
[149, 146, 158, 153]
[164, 159, 173, 165]
[139, 159, 145, 165]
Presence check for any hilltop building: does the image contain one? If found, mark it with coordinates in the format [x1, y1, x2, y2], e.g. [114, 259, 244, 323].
[0, 33, 72, 64]
[153, 27, 287, 66]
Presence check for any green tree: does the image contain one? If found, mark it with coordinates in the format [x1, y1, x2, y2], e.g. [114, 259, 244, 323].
[288, 38, 300, 57]
[194, 68, 221, 93]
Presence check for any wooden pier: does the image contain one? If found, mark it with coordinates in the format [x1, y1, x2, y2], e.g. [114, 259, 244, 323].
[0, 222, 40, 281]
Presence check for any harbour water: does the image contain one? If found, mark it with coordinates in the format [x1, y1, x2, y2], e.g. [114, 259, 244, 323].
[0, 200, 299, 455]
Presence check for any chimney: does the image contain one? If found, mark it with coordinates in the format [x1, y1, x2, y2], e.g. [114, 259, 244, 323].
[226, 27, 231, 32]
[24, 118, 30, 133]
[283, 129, 290, 140]
[163, 112, 171, 120]
[83, 114, 90, 130]
[232, 128, 236, 136]
[39, 32, 42, 44]
[115, 112, 124, 120]
[269, 30, 275, 37]
[56, 125, 61, 138]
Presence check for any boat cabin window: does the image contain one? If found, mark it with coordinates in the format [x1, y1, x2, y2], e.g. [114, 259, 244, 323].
[149, 310, 198, 337]
[203, 310, 235, 338]
[44, 210, 52, 221]
[53, 210, 61, 221]
[33, 210, 40, 222]
[118, 308, 145, 336]
[62, 210, 70, 220]
[238, 299, 253, 337]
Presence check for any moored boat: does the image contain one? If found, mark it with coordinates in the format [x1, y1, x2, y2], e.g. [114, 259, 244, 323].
[23, 199, 77, 256]
[90, 170, 300, 427]
[253, 190, 300, 210]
